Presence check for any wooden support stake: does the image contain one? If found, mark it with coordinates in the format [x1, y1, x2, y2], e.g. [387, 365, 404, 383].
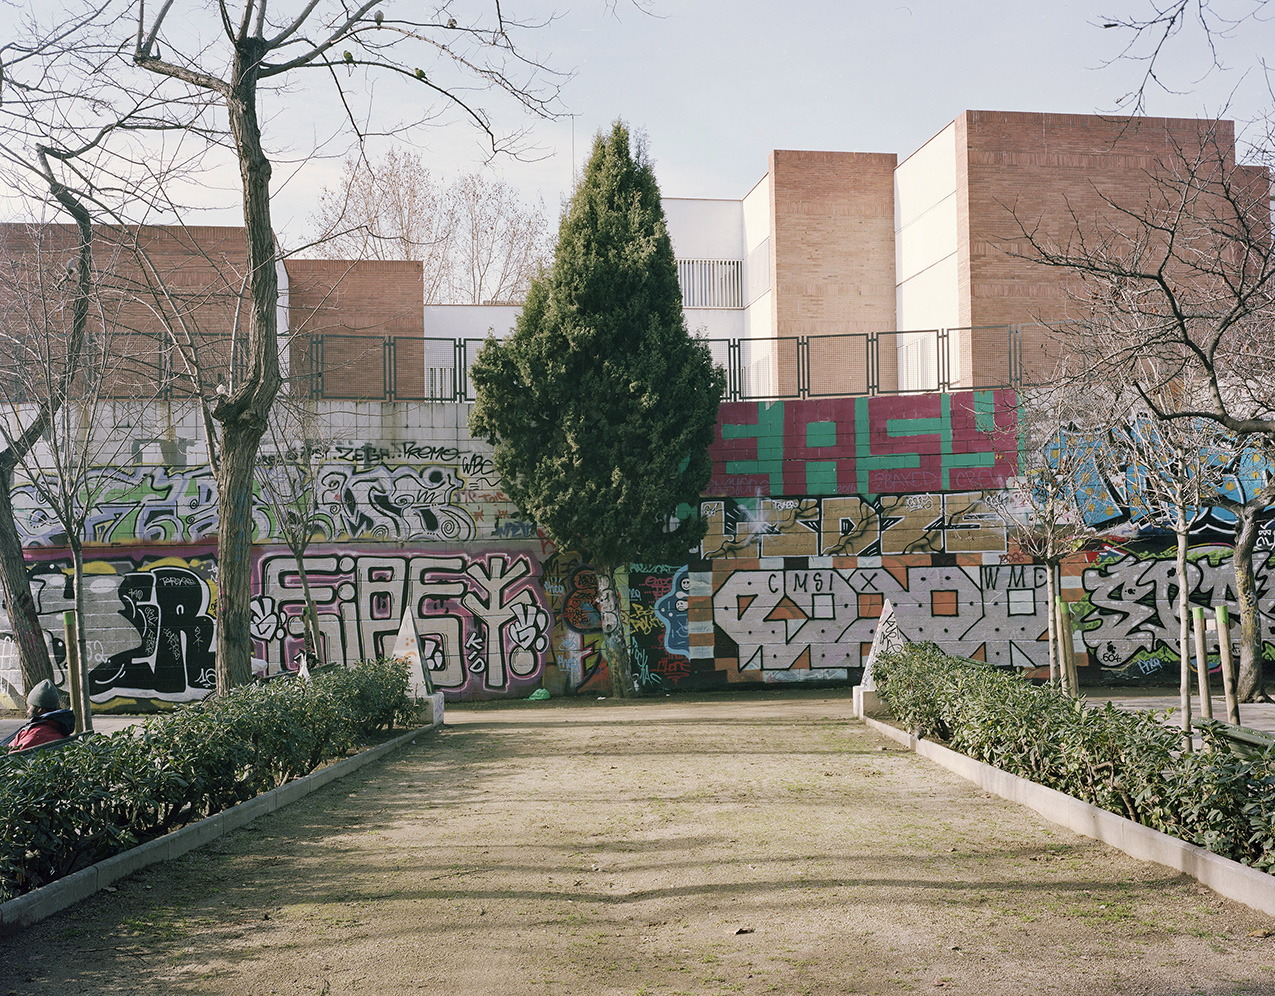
[1056, 597, 1079, 698]
[1215, 605, 1240, 727]
[63, 610, 84, 735]
[1192, 606, 1213, 722]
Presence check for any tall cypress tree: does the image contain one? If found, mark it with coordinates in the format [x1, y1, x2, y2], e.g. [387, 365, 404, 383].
[470, 122, 724, 697]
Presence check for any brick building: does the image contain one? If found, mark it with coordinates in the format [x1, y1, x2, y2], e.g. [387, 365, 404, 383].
[413, 109, 1258, 405]
[15, 108, 1237, 410]
[638, 109, 1258, 400]
[0, 107, 1269, 707]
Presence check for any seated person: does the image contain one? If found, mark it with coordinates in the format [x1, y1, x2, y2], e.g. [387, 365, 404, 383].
[7, 680, 75, 752]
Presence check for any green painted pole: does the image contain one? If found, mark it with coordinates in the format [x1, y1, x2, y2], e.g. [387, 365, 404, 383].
[1215, 606, 1240, 726]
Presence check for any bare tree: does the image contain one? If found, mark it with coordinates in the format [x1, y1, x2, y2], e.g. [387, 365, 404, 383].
[131, 1, 566, 691]
[308, 151, 551, 304]
[1102, 407, 1235, 734]
[1018, 127, 1275, 699]
[254, 398, 327, 667]
[1210, 437, 1275, 701]
[0, 215, 88, 696]
[1004, 388, 1095, 692]
[445, 173, 550, 304]
[0, 226, 165, 724]
[1097, 0, 1272, 114]
[309, 150, 457, 301]
[0, 0, 214, 693]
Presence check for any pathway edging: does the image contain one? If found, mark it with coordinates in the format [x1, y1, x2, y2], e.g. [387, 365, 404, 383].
[0, 722, 439, 932]
[864, 716, 1275, 916]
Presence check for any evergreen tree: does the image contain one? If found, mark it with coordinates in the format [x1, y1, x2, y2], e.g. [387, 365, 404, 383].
[470, 122, 724, 698]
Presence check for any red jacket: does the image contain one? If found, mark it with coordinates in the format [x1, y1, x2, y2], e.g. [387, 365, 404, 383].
[8, 710, 75, 752]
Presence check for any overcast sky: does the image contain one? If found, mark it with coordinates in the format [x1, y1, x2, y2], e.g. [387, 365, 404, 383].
[6, 1, 1272, 243]
[265, 0, 1273, 242]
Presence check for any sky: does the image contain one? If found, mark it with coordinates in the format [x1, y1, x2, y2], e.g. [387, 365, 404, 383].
[267, 0, 1273, 242]
[5, 1, 1274, 244]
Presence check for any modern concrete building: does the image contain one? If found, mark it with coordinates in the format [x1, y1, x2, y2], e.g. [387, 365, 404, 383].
[415, 109, 1250, 402]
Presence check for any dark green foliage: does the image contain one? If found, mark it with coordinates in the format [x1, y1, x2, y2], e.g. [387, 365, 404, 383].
[469, 121, 724, 567]
[874, 643, 1275, 872]
[0, 658, 409, 901]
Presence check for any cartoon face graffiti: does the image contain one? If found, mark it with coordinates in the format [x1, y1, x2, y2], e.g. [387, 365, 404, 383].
[654, 567, 691, 657]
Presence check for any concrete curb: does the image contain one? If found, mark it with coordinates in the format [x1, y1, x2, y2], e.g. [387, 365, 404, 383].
[0, 721, 440, 932]
[864, 716, 1275, 917]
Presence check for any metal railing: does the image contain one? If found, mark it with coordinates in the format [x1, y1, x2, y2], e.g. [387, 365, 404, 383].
[0, 326, 1035, 405]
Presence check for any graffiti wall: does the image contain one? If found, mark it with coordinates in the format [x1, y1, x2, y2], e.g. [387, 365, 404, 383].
[3, 389, 1272, 705]
[0, 549, 219, 707]
[1074, 544, 1275, 682]
[708, 390, 1019, 496]
[251, 548, 552, 698]
[8, 444, 536, 550]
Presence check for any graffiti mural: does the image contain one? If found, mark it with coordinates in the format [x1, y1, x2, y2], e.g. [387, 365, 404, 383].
[87, 566, 217, 695]
[7, 388, 1275, 703]
[707, 558, 1051, 682]
[709, 390, 1019, 497]
[1076, 546, 1275, 681]
[252, 549, 552, 698]
[700, 492, 1008, 559]
[8, 447, 518, 548]
[628, 564, 693, 690]
[1047, 421, 1273, 535]
[0, 551, 220, 702]
[542, 554, 609, 693]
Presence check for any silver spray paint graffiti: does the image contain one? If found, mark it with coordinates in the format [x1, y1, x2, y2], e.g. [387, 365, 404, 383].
[8, 459, 507, 547]
[0, 553, 219, 703]
[252, 550, 552, 697]
[1077, 547, 1275, 680]
[708, 559, 1050, 681]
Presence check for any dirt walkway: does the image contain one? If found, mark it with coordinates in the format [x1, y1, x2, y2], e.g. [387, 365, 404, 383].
[3, 689, 1275, 995]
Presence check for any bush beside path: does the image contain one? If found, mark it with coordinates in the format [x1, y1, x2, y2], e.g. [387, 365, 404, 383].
[1, 689, 1273, 995]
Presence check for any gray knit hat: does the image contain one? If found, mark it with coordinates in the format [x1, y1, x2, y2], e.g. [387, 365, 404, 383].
[26, 679, 61, 712]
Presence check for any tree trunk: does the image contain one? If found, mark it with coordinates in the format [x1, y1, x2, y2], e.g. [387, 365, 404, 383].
[1232, 501, 1266, 702]
[594, 565, 633, 698]
[295, 554, 324, 665]
[1176, 520, 1193, 736]
[0, 463, 54, 691]
[212, 41, 281, 692]
[215, 423, 262, 693]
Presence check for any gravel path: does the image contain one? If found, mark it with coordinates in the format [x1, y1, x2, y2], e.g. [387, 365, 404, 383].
[3, 688, 1274, 995]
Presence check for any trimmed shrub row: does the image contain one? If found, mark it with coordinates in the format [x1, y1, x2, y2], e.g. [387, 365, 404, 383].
[0, 658, 411, 902]
[873, 643, 1275, 874]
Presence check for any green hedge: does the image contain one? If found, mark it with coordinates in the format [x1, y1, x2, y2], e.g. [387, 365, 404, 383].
[873, 643, 1275, 874]
[0, 658, 411, 902]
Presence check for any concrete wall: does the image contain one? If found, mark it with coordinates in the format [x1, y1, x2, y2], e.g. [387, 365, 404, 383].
[663, 198, 745, 260]
[4, 390, 1266, 708]
[895, 122, 961, 387]
[423, 304, 520, 341]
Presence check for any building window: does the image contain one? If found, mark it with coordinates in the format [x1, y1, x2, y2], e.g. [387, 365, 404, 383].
[677, 258, 743, 309]
[898, 330, 938, 392]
